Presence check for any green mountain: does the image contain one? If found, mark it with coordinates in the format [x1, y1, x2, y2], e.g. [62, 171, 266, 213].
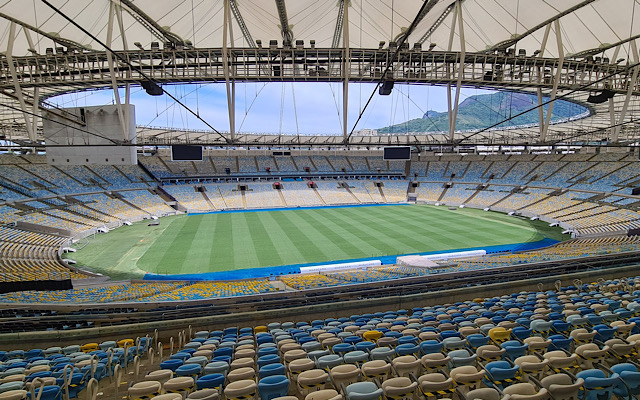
[377, 92, 588, 134]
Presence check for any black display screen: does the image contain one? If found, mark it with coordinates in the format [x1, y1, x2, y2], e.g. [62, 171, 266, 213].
[171, 145, 203, 161]
[383, 146, 411, 160]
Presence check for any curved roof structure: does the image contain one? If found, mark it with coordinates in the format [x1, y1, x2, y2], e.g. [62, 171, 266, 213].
[0, 0, 639, 147]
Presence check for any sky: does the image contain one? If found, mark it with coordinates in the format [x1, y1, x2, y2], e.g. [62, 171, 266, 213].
[51, 83, 495, 135]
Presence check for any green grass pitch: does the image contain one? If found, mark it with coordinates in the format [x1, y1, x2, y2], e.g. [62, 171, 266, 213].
[69, 204, 566, 279]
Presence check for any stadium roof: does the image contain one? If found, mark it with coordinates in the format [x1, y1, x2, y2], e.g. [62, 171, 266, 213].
[1, 0, 640, 147]
[1, 0, 635, 56]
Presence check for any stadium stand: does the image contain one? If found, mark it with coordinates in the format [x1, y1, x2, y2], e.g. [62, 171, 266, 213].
[7, 273, 640, 400]
[343, 181, 383, 203]
[314, 182, 357, 204]
[280, 182, 323, 207]
[163, 185, 211, 212]
[202, 185, 231, 210]
[274, 156, 298, 173]
[380, 181, 407, 203]
[414, 182, 445, 202]
[119, 190, 175, 216]
[193, 157, 218, 175]
[309, 156, 334, 172]
[425, 161, 448, 181]
[245, 183, 285, 208]
[217, 184, 244, 209]
[439, 184, 476, 205]
[137, 279, 279, 301]
[0, 226, 85, 282]
[256, 156, 277, 173]
[0, 281, 186, 303]
[164, 160, 199, 176]
[139, 156, 176, 179]
[4, 153, 640, 294]
[74, 193, 149, 222]
[238, 156, 259, 174]
[212, 157, 238, 175]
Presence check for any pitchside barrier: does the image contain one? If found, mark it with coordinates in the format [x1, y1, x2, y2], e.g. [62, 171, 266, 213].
[299, 260, 382, 274]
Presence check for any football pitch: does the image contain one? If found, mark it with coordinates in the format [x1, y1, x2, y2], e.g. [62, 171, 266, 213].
[70, 204, 566, 279]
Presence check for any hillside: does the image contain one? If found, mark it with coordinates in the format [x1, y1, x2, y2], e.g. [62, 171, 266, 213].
[377, 91, 588, 134]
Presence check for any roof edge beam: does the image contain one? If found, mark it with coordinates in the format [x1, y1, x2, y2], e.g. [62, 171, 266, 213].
[571, 33, 640, 59]
[332, 0, 345, 48]
[229, 0, 256, 48]
[119, 0, 186, 46]
[487, 0, 596, 53]
[6, 22, 35, 141]
[395, 0, 440, 43]
[275, 0, 293, 46]
[417, 0, 459, 46]
[0, 11, 92, 51]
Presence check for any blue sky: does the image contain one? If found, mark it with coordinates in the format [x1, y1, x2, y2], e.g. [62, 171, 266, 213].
[52, 83, 494, 135]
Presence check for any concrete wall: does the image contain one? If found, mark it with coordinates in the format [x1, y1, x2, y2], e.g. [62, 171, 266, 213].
[44, 105, 136, 166]
[1, 263, 638, 350]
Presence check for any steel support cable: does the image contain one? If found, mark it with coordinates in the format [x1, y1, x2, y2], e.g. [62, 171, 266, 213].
[457, 66, 640, 144]
[345, 0, 435, 144]
[0, 102, 119, 144]
[39, 0, 230, 144]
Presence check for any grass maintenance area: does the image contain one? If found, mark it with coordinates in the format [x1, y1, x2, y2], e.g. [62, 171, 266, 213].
[69, 204, 567, 280]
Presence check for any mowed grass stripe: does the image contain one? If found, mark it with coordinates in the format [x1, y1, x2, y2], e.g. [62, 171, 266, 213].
[256, 211, 308, 265]
[368, 205, 463, 234]
[363, 206, 459, 248]
[275, 210, 342, 262]
[314, 208, 413, 256]
[137, 216, 190, 272]
[283, 210, 354, 261]
[210, 214, 235, 270]
[157, 216, 204, 272]
[231, 213, 261, 269]
[341, 207, 430, 251]
[71, 205, 567, 277]
[182, 214, 217, 274]
[244, 212, 284, 267]
[298, 209, 380, 257]
[328, 208, 427, 253]
[262, 210, 324, 262]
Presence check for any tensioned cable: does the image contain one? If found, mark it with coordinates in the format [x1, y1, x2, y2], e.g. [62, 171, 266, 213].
[291, 83, 300, 135]
[39, 0, 229, 143]
[328, 83, 343, 132]
[345, 0, 434, 143]
[0, 102, 119, 144]
[238, 83, 269, 132]
[279, 83, 285, 135]
[548, 117, 640, 145]
[458, 58, 640, 144]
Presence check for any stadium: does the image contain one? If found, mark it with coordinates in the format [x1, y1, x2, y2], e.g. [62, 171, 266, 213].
[3, 1, 640, 400]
